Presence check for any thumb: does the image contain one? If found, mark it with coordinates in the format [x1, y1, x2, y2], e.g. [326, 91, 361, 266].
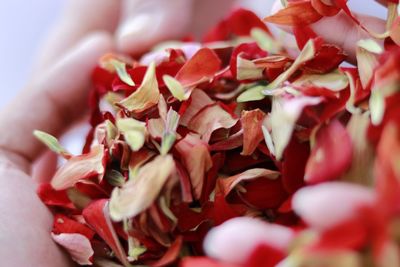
[0, 32, 114, 172]
[115, 0, 194, 55]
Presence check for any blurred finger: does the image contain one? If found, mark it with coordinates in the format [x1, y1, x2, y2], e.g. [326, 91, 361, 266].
[33, 0, 120, 72]
[0, 32, 114, 171]
[115, 0, 194, 55]
[32, 151, 58, 183]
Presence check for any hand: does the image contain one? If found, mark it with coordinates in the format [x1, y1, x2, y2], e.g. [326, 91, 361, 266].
[0, 1, 246, 265]
[0, 0, 388, 266]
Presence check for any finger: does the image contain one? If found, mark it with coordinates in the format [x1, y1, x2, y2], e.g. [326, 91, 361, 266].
[0, 32, 114, 171]
[32, 151, 58, 183]
[270, 1, 386, 62]
[33, 0, 120, 72]
[0, 167, 74, 267]
[115, 0, 194, 55]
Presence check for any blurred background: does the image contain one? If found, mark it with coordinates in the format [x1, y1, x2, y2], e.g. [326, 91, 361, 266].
[0, 0, 386, 109]
[0, 1, 65, 108]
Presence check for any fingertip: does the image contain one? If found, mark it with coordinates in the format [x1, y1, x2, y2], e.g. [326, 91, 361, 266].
[115, 1, 193, 55]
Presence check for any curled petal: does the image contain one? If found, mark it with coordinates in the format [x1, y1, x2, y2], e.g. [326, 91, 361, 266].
[51, 145, 106, 190]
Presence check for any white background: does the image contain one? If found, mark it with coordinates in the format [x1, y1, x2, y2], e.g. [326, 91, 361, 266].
[0, 1, 386, 109]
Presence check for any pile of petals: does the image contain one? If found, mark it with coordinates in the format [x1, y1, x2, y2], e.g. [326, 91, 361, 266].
[35, 1, 400, 266]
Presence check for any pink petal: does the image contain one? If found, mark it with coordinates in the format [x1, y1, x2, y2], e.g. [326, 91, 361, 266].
[203, 217, 294, 264]
[52, 233, 94, 265]
[293, 182, 376, 230]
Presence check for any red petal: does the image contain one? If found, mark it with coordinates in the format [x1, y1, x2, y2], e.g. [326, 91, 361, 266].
[203, 8, 270, 42]
[51, 145, 106, 190]
[311, 0, 341, 17]
[175, 48, 221, 87]
[175, 134, 213, 199]
[82, 199, 129, 266]
[37, 183, 74, 209]
[245, 243, 286, 267]
[180, 257, 236, 267]
[53, 214, 95, 240]
[152, 236, 183, 267]
[239, 177, 289, 209]
[241, 109, 266, 156]
[305, 120, 352, 183]
[282, 137, 310, 194]
[375, 123, 400, 212]
[264, 1, 323, 26]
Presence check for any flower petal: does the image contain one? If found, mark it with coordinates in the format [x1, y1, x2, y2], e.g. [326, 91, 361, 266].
[204, 217, 294, 264]
[118, 62, 159, 113]
[51, 145, 106, 190]
[52, 233, 94, 265]
[305, 119, 352, 183]
[175, 133, 213, 199]
[109, 155, 175, 221]
[293, 182, 376, 230]
[82, 199, 129, 266]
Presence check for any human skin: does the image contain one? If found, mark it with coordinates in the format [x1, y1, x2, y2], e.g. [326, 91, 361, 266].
[0, 0, 385, 266]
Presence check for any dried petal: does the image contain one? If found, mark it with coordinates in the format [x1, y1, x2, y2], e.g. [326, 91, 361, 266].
[219, 168, 280, 196]
[292, 71, 349, 92]
[33, 130, 71, 159]
[356, 39, 381, 88]
[241, 109, 266, 155]
[236, 55, 265, 81]
[52, 233, 94, 265]
[109, 155, 175, 221]
[305, 120, 352, 183]
[51, 145, 106, 190]
[264, 1, 322, 26]
[161, 108, 180, 155]
[180, 89, 214, 126]
[270, 96, 322, 160]
[82, 199, 129, 266]
[175, 48, 221, 87]
[175, 134, 213, 199]
[109, 59, 135, 86]
[118, 62, 159, 113]
[163, 75, 187, 101]
[188, 104, 238, 142]
[116, 118, 146, 151]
